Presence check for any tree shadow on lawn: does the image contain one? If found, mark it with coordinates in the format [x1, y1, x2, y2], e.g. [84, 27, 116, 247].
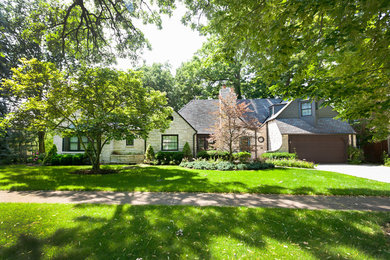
[1, 165, 390, 196]
[1, 204, 390, 259]
[1, 165, 250, 193]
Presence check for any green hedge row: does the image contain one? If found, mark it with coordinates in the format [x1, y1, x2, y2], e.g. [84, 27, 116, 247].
[155, 151, 184, 165]
[261, 152, 297, 160]
[196, 150, 252, 162]
[180, 160, 274, 171]
[50, 154, 90, 166]
[265, 159, 314, 168]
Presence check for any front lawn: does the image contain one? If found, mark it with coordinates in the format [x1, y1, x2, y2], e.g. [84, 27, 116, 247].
[0, 203, 389, 259]
[0, 165, 390, 196]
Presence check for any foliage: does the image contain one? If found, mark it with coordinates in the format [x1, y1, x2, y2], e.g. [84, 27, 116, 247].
[155, 151, 184, 165]
[383, 152, 390, 167]
[262, 152, 297, 160]
[1, 58, 64, 153]
[265, 159, 315, 169]
[138, 63, 179, 110]
[42, 144, 57, 165]
[196, 150, 230, 160]
[174, 38, 274, 105]
[347, 146, 364, 165]
[232, 152, 251, 163]
[144, 144, 155, 164]
[50, 153, 90, 166]
[210, 88, 260, 161]
[45, 66, 172, 170]
[24, 0, 175, 64]
[184, 0, 390, 140]
[182, 142, 192, 159]
[180, 158, 274, 171]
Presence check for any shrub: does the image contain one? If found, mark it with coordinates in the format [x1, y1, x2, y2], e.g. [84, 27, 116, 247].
[144, 144, 155, 163]
[49, 153, 90, 166]
[347, 146, 364, 164]
[155, 151, 184, 165]
[216, 161, 236, 171]
[196, 150, 209, 159]
[265, 159, 314, 168]
[43, 145, 57, 165]
[233, 152, 251, 163]
[197, 150, 230, 160]
[179, 159, 274, 171]
[383, 152, 390, 167]
[60, 154, 74, 165]
[182, 142, 192, 159]
[262, 152, 297, 160]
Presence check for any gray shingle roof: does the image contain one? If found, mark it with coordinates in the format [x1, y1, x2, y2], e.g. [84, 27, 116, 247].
[178, 98, 283, 134]
[275, 118, 355, 134]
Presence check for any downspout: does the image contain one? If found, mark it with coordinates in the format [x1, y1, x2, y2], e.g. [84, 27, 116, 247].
[193, 132, 197, 157]
[144, 139, 147, 153]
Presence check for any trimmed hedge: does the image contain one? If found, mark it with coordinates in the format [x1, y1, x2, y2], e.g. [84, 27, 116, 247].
[261, 152, 297, 160]
[265, 159, 314, 168]
[155, 151, 184, 165]
[50, 154, 90, 166]
[232, 152, 251, 163]
[180, 159, 274, 171]
[196, 150, 230, 160]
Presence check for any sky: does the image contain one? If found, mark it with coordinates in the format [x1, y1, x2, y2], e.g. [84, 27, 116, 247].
[116, 4, 207, 74]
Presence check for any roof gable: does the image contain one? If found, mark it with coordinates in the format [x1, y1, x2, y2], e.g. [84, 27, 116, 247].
[179, 98, 283, 134]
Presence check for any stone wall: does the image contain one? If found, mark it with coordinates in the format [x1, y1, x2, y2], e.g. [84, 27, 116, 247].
[146, 111, 197, 155]
[54, 111, 197, 163]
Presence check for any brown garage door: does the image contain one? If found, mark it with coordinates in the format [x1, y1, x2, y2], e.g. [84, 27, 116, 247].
[289, 135, 348, 163]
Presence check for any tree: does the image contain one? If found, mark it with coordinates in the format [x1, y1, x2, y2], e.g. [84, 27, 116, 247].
[184, 0, 390, 140]
[137, 63, 178, 110]
[25, 0, 175, 64]
[47, 67, 172, 171]
[1, 58, 64, 153]
[210, 88, 260, 161]
[175, 38, 273, 107]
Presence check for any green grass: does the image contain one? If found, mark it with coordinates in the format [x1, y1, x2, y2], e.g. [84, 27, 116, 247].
[0, 165, 390, 196]
[0, 203, 389, 259]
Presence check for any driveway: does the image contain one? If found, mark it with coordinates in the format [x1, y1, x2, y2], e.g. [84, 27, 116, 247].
[316, 164, 390, 183]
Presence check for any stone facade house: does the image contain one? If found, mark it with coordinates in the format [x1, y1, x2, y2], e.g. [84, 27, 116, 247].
[54, 87, 356, 163]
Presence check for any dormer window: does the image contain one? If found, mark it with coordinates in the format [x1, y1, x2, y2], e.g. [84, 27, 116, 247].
[301, 102, 312, 116]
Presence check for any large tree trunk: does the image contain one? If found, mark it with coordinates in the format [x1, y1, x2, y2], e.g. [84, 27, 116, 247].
[38, 131, 45, 154]
[91, 136, 102, 171]
[234, 66, 242, 99]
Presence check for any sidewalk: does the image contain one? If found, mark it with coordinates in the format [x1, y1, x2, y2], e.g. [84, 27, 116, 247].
[1, 190, 389, 211]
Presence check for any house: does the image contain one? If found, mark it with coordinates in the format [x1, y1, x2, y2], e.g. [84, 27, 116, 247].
[54, 87, 356, 164]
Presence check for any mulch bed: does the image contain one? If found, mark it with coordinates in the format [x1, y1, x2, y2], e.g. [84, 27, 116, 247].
[71, 169, 120, 175]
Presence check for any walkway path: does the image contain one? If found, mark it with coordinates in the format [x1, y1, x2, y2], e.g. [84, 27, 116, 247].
[316, 164, 390, 183]
[1, 190, 389, 211]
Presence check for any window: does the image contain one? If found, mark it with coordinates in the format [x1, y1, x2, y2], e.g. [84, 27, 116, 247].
[126, 136, 135, 146]
[301, 102, 312, 116]
[162, 135, 178, 151]
[197, 135, 209, 152]
[240, 137, 251, 152]
[63, 136, 88, 151]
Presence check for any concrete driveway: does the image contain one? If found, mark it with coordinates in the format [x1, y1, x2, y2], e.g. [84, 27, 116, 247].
[316, 164, 390, 183]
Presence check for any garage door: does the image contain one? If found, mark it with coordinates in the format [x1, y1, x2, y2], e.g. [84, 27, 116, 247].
[289, 135, 348, 163]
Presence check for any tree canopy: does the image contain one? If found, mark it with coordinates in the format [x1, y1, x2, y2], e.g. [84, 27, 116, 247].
[46, 67, 172, 170]
[184, 0, 390, 140]
[1, 58, 64, 153]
